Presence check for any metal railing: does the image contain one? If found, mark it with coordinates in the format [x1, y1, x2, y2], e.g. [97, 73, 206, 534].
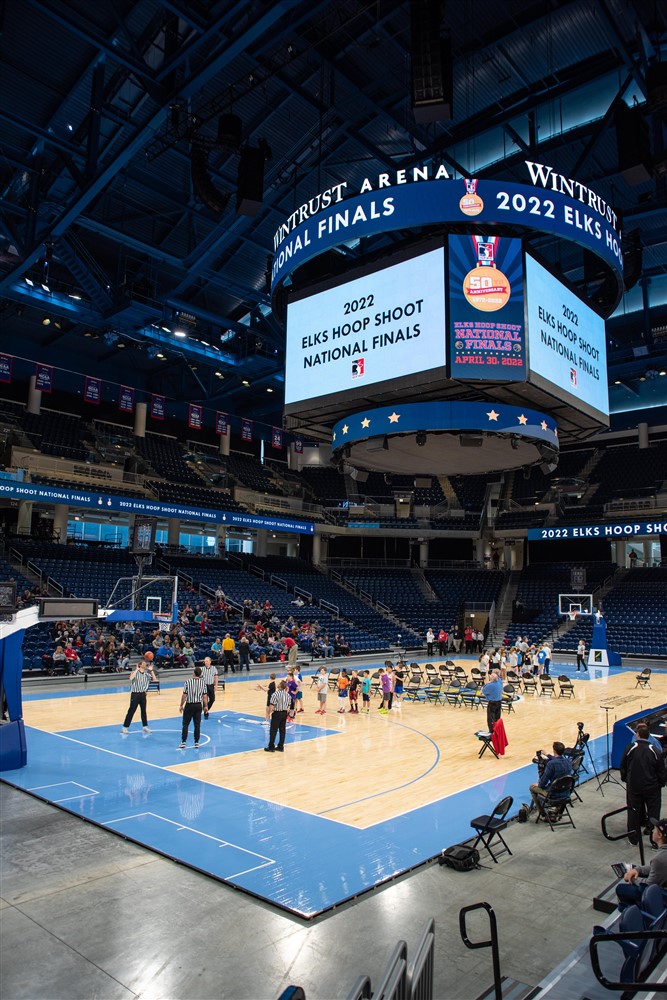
[459, 902, 502, 1000]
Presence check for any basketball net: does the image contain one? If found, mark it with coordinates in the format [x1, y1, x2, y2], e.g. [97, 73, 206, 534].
[154, 612, 173, 632]
[568, 611, 579, 623]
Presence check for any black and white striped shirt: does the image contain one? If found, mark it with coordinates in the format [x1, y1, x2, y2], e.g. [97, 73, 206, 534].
[201, 663, 217, 685]
[130, 669, 151, 693]
[270, 688, 292, 712]
[183, 675, 207, 703]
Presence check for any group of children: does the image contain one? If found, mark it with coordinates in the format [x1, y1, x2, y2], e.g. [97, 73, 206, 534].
[257, 663, 408, 719]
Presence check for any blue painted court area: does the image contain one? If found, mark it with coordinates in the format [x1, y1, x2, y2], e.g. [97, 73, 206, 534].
[1, 712, 611, 918]
[63, 711, 336, 765]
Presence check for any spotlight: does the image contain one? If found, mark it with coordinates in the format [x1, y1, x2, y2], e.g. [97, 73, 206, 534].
[416, 430, 427, 447]
[367, 435, 389, 452]
[41, 315, 51, 325]
[510, 435, 520, 451]
[24, 277, 34, 287]
[242, 378, 250, 386]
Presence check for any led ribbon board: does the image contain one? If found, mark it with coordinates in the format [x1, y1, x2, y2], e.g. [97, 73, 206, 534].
[271, 169, 623, 308]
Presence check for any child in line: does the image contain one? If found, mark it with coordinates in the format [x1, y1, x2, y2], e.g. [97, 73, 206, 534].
[361, 670, 371, 713]
[348, 670, 360, 713]
[256, 673, 276, 722]
[316, 666, 328, 715]
[379, 667, 392, 714]
[337, 668, 349, 713]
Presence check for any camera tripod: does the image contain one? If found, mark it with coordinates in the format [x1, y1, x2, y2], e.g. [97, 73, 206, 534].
[600, 704, 622, 787]
[573, 722, 604, 796]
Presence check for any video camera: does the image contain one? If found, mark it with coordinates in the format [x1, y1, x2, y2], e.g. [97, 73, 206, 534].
[532, 749, 548, 777]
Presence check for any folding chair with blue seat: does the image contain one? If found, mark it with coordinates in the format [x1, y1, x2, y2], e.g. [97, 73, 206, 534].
[469, 795, 514, 863]
[535, 774, 576, 830]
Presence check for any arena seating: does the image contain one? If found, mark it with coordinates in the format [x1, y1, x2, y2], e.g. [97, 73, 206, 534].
[225, 453, 284, 495]
[18, 409, 91, 462]
[135, 433, 203, 485]
[145, 480, 246, 511]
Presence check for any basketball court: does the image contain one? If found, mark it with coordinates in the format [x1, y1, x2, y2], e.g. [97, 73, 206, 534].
[3, 658, 659, 919]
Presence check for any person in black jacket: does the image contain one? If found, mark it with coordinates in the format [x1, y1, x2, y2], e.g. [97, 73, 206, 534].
[620, 722, 666, 843]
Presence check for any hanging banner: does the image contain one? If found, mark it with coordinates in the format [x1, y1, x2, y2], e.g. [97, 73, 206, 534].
[83, 376, 101, 404]
[151, 394, 165, 420]
[271, 426, 283, 450]
[35, 363, 53, 393]
[188, 403, 203, 430]
[0, 354, 12, 383]
[241, 418, 253, 442]
[119, 385, 134, 413]
[216, 411, 228, 436]
[293, 435, 303, 454]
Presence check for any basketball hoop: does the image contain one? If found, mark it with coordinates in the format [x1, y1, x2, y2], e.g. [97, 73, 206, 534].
[568, 611, 579, 623]
[154, 612, 173, 632]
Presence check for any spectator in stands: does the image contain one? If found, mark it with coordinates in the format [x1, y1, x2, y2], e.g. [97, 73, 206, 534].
[321, 634, 334, 658]
[155, 640, 174, 669]
[528, 742, 573, 813]
[620, 723, 666, 844]
[215, 586, 225, 603]
[222, 633, 236, 674]
[50, 645, 67, 674]
[334, 634, 350, 656]
[63, 641, 82, 675]
[291, 595, 305, 607]
[180, 640, 195, 668]
[282, 633, 298, 667]
[616, 817, 667, 908]
[210, 637, 223, 664]
[426, 628, 435, 656]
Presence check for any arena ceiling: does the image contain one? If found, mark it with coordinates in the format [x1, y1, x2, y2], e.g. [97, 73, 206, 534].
[1, 0, 666, 429]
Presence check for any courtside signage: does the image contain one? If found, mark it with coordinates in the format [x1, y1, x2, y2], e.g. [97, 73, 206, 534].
[0, 481, 315, 535]
[529, 521, 667, 540]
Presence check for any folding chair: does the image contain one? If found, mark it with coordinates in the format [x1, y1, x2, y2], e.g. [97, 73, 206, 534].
[444, 678, 462, 706]
[460, 685, 482, 709]
[557, 674, 575, 698]
[539, 675, 555, 697]
[403, 676, 423, 701]
[470, 795, 514, 862]
[474, 729, 498, 759]
[328, 667, 340, 690]
[569, 751, 585, 802]
[501, 683, 516, 713]
[522, 673, 538, 696]
[535, 775, 576, 830]
[424, 680, 443, 704]
[506, 669, 520, 685]
[635, 668, 651, 689]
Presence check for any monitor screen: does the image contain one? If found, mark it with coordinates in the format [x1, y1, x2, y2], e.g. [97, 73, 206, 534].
[525, 253, 609, 422]
[284, 245, 446, 408]
[448, 234, 526, 381]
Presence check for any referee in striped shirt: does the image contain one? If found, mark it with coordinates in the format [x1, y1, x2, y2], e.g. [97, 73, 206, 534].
[201, 656, 218, 720]
[121, 659, 157, 734]
[179, 666, 208, 748]
[265, 679, 291, 753]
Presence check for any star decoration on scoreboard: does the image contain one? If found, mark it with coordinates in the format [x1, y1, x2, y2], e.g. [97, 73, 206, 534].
[361, 417, 371, 428]
[518, 413, 528, 425]
[486, 409, 499, 421]
[388, 412, 400, 423]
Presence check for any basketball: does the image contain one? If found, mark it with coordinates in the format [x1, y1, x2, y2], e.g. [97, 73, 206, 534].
[144, 651, 154, 661]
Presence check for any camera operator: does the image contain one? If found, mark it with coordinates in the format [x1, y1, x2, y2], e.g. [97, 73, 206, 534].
[528, 741, 573, 813]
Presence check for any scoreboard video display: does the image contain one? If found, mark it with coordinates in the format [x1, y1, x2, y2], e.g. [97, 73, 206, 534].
[525, 253, 609, 423]
[448, 234, 526, 381]
[284, 244, 447, 410]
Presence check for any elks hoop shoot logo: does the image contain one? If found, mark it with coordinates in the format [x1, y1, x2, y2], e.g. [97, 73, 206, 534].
[352, 357, 365, 379]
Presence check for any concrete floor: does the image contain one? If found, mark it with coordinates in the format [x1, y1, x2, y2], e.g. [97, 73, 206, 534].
[0, 768, 636, 1000]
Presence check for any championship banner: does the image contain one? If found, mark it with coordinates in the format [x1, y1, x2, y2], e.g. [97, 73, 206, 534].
[35, 363, 53, 393]
[293, 434, 303, 454]
[151, 394, 165, 420]
[188, 403, 203, 430]
[216, 411, 228, 436]
[241, 418, 253, 442]
[448, 233, 526, 382]
[83, 376, 101, 404]
[271, 426, 283, 450]
[119, 385, 134, 413]
[0, 353, 12, 383]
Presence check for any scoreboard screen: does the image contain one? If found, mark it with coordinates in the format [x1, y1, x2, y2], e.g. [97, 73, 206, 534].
[284, 245, 447, 410]
[525, 253, 608, 423]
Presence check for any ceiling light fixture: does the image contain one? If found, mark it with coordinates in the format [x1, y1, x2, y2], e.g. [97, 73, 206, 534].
[174, 330, 187, 338]
[41, 315, 51, 325]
